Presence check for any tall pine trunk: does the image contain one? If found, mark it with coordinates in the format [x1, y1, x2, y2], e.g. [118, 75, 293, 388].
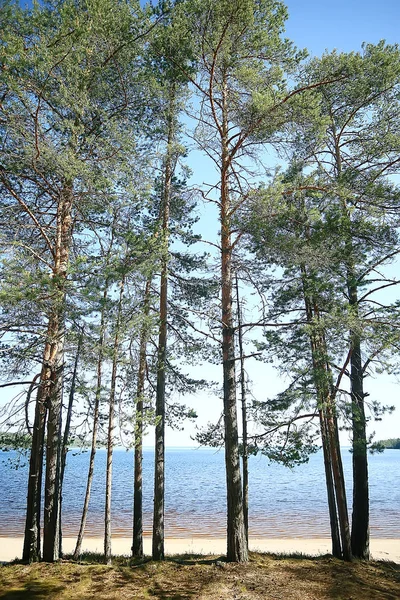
[152, 101, 174, 561]
[42, 185, 73, 563]
[220, 75, 247, 563]
[132, 278, 151, 558]
[335, 128, 369, 560]
[104, 275, 125, 564]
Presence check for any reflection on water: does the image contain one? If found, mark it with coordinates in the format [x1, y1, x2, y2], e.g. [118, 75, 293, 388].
[1, 448, 399, 538]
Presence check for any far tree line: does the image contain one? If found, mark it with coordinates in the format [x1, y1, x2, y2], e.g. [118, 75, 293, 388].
[0, 0, 399, 565]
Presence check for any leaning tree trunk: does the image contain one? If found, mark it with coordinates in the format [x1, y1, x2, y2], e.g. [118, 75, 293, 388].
[42, 184, 74, 563]
[132, 278, 151, 559]
[58, 328, 84, 557]
[235, 273, 248, 544]
[152, 88, 176, 562]
[319, 408, 341, 558]
[104, 275, 125, 564]
[73, 290, 108, 560]
[220, 75, 247, 563]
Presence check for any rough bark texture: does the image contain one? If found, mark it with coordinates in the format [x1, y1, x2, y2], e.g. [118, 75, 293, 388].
[104, 276, 125, 564]
[22, 374, 48, 562]
[132, 279, 151, 559]
[235, 274, 248, 544]
[349, 315, 369, 559]
[152, 87, 177, 562]
[220, 78, 247, 564]
[41, 185, 73, 563]
[319, 409, 341, 558]
[335, 127, 369, 560]
[302, 269, 351, 561]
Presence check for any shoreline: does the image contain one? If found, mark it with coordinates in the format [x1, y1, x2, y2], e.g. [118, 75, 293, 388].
[1, 537, 399, 564]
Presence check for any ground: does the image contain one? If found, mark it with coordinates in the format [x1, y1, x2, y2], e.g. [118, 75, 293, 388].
[0, 552, 399, 600]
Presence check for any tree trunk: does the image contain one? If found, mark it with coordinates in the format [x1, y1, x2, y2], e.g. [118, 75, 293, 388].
[348, 296, 369, 559]
[104, 276, 125, 564]
[42, 184, 73, 563]
[22, 369, 48, 562]
[235, 273, 248, 544]
[58, 328, 83, 557]
[324, 404, 352, 561]
[220, 76, 247, 563]
[301, 269, 351, 561]
[73, 294, 107, 560]
[319, 409, 341, 558]
[42, 335, 64, 562]
[132, 278, 151, 559]
[335, 129, 369, 559]
[152, 89, 175, 562]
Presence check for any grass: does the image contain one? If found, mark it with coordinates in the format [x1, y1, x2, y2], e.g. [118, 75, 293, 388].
[0, 552, 399, 600]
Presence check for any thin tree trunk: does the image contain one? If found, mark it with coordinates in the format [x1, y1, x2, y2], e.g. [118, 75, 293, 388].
[220, 75, 247, 563]
[73, 293, 107, 560]
[235, 273, 248, 545]
[319, 408, 341, 558]
[104, 275, 125, 564]
[302, 276, 340, 556]
[324, 403, 352, 561]
[132, 278, 151, 559]
[58, 328, 84, 557]
[152, 89, 176, 562]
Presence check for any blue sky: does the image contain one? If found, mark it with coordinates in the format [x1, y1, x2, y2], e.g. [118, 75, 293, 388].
[285, 0, 399, 55]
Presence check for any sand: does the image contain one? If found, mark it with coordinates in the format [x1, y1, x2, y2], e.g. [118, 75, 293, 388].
[0, 536, 399, 563]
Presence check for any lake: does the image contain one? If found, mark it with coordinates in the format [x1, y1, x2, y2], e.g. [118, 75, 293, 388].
[1, 447, 399, 538]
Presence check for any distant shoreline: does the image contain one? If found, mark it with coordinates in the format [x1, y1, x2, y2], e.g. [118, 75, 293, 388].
[1, 537, 399, 564]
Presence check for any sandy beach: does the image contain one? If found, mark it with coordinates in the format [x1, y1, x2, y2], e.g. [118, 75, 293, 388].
[1, 536, 399, 564]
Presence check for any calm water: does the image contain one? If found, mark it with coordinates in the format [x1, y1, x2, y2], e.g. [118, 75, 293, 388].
[1, 447, 399, 538]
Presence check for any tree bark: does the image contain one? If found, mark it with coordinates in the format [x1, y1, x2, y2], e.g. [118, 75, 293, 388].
[335, 125, 369, 559]
[152, 88, 176, 562]
[319, 409, 341, 558]
[104, 275, 125, 564]
[301, 268, 351, 560]
[73, 292, 107, 560]
[22, 369, 48, 562]
[220, 76, 247, 563]
[58, 328, 83, 557]
[348, 279, 369, 559]
[42, 185, 73, 563]
[235, 273, 248, 544]
[132, 278, 151, 559]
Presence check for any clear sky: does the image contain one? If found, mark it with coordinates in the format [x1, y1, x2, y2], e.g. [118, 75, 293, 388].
[162, 0, 400, 448]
